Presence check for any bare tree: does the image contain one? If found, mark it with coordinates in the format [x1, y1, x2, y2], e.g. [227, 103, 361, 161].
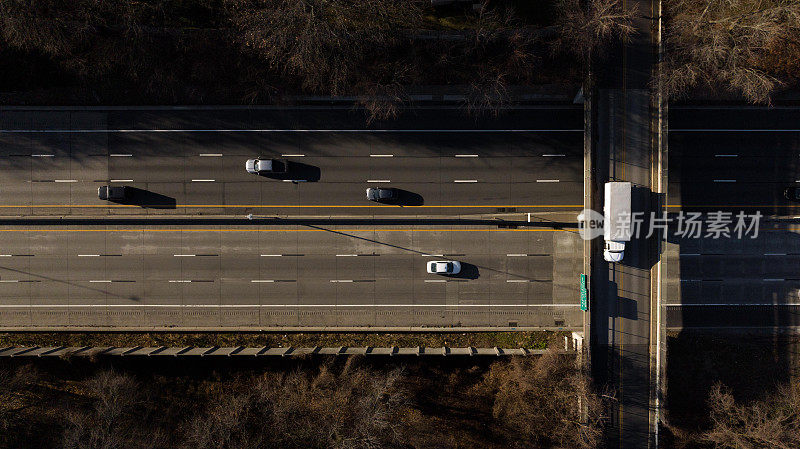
[552, 0, 636, 66]
[663, 0, 800, 103]
[484, 349, 608, 449]
[701, 382, 800, 449]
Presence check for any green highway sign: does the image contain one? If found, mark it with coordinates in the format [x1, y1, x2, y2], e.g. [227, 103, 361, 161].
[580, 274, 588, 311]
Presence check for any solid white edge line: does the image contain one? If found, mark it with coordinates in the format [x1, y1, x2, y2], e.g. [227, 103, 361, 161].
[0, 304, 581, 308]
[1, 129, 585, 133]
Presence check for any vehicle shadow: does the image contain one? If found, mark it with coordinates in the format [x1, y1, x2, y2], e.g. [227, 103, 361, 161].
[392, 189, 425, 206]
[445, 262, 480, 280]
[262, 162, 321, 182]
[113, 187, 176, 209]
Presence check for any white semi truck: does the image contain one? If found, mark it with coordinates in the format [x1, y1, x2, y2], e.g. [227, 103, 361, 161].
[603, 182, 632, 262]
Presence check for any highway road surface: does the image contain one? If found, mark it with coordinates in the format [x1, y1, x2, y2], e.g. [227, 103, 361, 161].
[666, 106, 800, 330]
[0, 106, 585, 330]
[0, 106, 583, 216]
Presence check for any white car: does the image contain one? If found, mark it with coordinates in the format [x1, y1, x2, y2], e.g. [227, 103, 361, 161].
[246, 158, 289, 174]
[426, 260, 461, 275]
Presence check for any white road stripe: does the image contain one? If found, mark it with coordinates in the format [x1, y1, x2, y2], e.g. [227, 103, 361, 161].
[668, 303, 800, 306]
[0, 280, 19, 283]
[681, 253, 700, 256]
[191, 179, 215, 182]
[453, 180, 478, 183]
[367, 180, 391, 183]
[260, 254, 282, 257]
[110, 154, 133, 157]
[1, 129, 584, 134]
[0, 303, 581, 308]
[31, 154, 54, 157]
[0, 255, 11, 257]
[536, 179, 560, 183]
[336, 254, 358, 257]
[251, 280, 275, 283]
[506, 279, 530, 283]
[168, 280, 192, 283]
[77, 254, 100, 257]
[370, 154, 393, 157]
[424, 280, 447, 283]
[714, 179, 736, 182]
[763, 278, 785, 282]
[506, 254, 528, 257]
[173, 254, 196, 257]
[281, 154, 305, 157]
[330, 280, 354, 283]
[454, 154, 479, 157]
[110, 179, 133, 182]
[542, 154, 566, 157]
[89, 280, 112, 283]
[764, 253, 787, 256]
[199, 153, 223, 157]
[54, 179, 77, 183]
[421, 254, 444, 257]
[714, 154, 738, 157]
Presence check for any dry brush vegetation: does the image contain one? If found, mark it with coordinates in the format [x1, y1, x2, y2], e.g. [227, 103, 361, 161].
[0, 349, 608, 449]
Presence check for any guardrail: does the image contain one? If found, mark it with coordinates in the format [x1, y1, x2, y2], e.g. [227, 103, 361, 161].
[0, 346, 575, 358]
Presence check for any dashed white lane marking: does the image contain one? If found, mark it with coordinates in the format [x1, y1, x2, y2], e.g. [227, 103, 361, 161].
[506, 254, 528, 257]
[453, 180, 478, 183]
[281, 154, 305, 157]
[109, 154, 133, 157]
[370, 154, 393, 157]
[88, 280, 112, 283]
[421, 254, 444, 257]
[199, 153, 223, 157]
[335, 254, 358, 257]
[31, 154, 54, 157]
[110, 179, 133, 182]
[542, 154, 565, 157]
[191, 179, 215, 182]
[330, 279, 354, 283]
[536, 179, 560, 183]
[0, 280, 19, 283]
[0, 255, 11, 257]
[713, 179, 736, 182]
[763, 278, 785, 282]
[173, 254, 196, 257]
[260, 254, 282, 257]
[168, 280, 192, 283]
[764, 253, 787, 256]
[367, 180, 391, 183]
[454, 154, 479, 157]
[681, 253, 700, 256]
[251, 280, 275, 283]
[54, 179, 77, 183]
[506, 279, 530, 283]
[714, 154, 738, 157]
[77, 254, 100, 257]
[424, 279, 447, 283]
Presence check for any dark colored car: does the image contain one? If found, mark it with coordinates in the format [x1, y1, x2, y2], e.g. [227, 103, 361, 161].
[366, 187, 398, 203]
[784, 187, 800, 201]
[98, 185, 128, 201]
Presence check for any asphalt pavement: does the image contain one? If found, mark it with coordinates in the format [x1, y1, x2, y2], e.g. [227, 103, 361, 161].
[0, 106, 585, 330]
